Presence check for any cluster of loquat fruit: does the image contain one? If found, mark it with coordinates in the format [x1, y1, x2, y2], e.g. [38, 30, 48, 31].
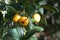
[13, 12, 41, 26]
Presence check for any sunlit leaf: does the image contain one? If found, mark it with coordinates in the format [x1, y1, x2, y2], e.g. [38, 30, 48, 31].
[5, 0, 16, 4]
[28, 35, 37, 40]
[39, 7, 44, 14]
[39, 1, 47, 6]
[9, 28, 19, 40]
[16, 27, 24, 38]
[33, 26, 44, 32]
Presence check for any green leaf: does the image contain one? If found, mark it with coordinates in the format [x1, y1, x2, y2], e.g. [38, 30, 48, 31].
[0, 22, 8, 38]
[21, 0, 30, 5]
[40, 18, 47, 25]
[0, 12, 3, 21]
[28, 35, 38, 40]
[34, 0, 44, 3]
[5, 0, 16, 4]
[39, 7, 44, 15]
[0, 2, 5, 10]
[2, 34, 14, 40]
[2, 27, 25, 40]
[21, 29, 36, 40]
[16, 27, 24, 38]
[30, 18, 35, 23]
[42, 4, 57, 13]
[39, 1, 47, 6]
[5, 6, 17, 20]
[33, 26, 44, 32]
[9, 27, 25, 40]
[9, 28, 19, 40]
[25, 5, 35, 16]
[3, 18, 8, 22]
[10, 3, 23, 10]
[28, 18, 34, 30]
[21, 26, 44, 40]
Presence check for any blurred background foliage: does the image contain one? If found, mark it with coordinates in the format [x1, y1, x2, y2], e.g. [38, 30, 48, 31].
[0, 0, 60, 40]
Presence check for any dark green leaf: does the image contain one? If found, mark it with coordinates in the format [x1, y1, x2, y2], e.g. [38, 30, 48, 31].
[21, 26, 44, 40]
[40, 18, 47, 25]
[42, 4, 57, 13]
[25, 5, 35, 16]
[10, 3, 23, 10]
[3, 18, 8, 22]
[5, 6, 17, 20]
[0, 2, 5, 10]
[2, 34, 13, 40]
[35, 0, 44, 3]
[21, 29, 35, 40]
[0, 12, 3, 21]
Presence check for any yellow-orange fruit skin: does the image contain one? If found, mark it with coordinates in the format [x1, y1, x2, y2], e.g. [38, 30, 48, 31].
[13, 14, 21, 22]
[19, 17, 28, 26]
